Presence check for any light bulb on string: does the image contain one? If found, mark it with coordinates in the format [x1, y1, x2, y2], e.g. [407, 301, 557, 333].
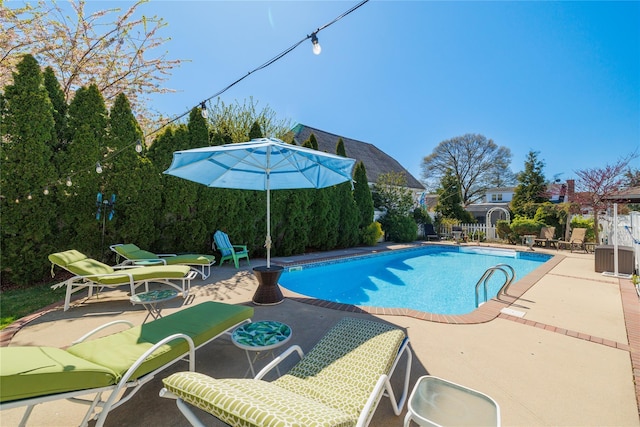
[43, 187, 49, 195]
[27, 193, 32, 200]
[311, 33, 321, 55]
[66, 177, 72, 187]
[135, 140, 143, 153]
[96, 162, 103, 174]
[200, 102, 208, 119]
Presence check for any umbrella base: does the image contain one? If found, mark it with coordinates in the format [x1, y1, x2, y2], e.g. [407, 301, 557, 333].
[252, 266, 284, 305]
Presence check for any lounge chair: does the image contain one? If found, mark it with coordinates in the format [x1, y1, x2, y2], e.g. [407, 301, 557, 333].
[534, 226, 558, 249]
[110, 243, 216, 279]
[160, 316, 413, 427]
[424, 224, 440, 241]
[558, 227, 587, 252]
[49, 250, 197, 311]
[212, 230, 250, 268]
[0, 301, 253, 427]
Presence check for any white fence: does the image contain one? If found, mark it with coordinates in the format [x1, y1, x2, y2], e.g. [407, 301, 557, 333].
[437, 223, 497, 241]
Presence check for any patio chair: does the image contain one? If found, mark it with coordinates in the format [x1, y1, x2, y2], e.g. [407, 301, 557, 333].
[110, 243, 216, 279]
[212, 230, 250, 268]
[160, 316, 413, 427]
[534, 226, 558, 249]
[0, 301, 253, 427]
[49, 250, 197, 311]
[557, 227, 587, 252]
[424, 223, 440, 241]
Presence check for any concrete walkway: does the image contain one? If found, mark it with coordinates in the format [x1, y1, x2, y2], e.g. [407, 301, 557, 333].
[1, 243, 639, 426]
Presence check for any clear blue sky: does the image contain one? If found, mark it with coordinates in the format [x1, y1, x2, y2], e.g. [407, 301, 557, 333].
[114, 1, 640, 184]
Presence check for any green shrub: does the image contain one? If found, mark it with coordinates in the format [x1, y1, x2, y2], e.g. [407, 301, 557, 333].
[510, 217, 544, 241]
[361, 221, 383, 246]
[386, 215, 418, 243]
[570, 216, 595, 242]
[469, 230, 486, 242]
[496, 220, 512, 241]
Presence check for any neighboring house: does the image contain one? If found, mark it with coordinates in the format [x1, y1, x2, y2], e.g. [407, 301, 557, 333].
[291, 124, 424, 191]
[465, 187, 514, 225]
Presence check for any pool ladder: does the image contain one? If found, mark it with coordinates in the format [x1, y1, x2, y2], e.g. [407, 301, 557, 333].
[475, 264, 516, 307]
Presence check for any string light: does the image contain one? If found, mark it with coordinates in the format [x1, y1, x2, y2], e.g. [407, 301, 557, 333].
[200, 102, 208, 119]
[9, 0, 370, 202]
[311, 33, 321, 55]
[27, 193, 32, 200]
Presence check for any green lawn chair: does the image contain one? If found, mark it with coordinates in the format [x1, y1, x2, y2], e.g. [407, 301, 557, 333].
[212, 231, 250, 269]
[110, 243, 216, 279]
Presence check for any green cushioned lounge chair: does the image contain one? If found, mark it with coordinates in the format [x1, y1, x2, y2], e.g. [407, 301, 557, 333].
[213, 230, 250, 269]
[110, 243, 216, 279]
[161, 317, 413, 427]
[49, 250, 197, 311]
[0, 301, 253, 427]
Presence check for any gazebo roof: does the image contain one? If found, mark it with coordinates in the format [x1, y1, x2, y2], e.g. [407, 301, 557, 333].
[604, 186, 640, 203]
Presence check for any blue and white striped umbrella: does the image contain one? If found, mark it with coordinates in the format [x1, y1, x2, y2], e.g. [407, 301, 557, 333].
[164, 137, 356, 267]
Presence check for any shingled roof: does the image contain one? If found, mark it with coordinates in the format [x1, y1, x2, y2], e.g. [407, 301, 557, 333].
[291, 124, 424, 190]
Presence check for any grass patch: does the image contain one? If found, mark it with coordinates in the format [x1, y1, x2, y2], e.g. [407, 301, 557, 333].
[0, 282, 65, 330]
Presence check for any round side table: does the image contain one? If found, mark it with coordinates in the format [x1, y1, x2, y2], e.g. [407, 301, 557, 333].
[231, 320, 292, 378]
[129, 289, 178, 323]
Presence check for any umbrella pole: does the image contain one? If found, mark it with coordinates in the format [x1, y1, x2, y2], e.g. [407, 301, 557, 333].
[266, 186, 271, 268]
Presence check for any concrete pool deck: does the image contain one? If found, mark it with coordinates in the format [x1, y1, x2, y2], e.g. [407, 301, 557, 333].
[1, 241, 639, 426]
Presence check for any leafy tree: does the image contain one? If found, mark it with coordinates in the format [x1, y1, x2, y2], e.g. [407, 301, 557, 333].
[421, 133, 514, 204]
[510, 151, 547, 218]
[248, 121, 263, 140]
[1, 0, 182, 129]
[434, 169, 475, 223]
[353, 161, 374, 229]
[206, 98, 292, 143]
[574, 152, 637, 243]
[0, 54, 57, 284]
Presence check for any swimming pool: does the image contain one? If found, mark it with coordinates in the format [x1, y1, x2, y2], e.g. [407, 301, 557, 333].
[279, 246, 552, 315]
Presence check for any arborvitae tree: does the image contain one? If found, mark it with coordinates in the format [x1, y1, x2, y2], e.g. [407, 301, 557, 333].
[334, 138, 359, 247]
[307, 133, 319, 150]
[511, 151, 547, 218]
[106, 93, 161, 254]
[248, 121, 263, 140]
[42, 66, 67, 155]
[0, 54, 57, 284]
[434, 169, 475, 223]
[57, 84, 108, 254]
[353, 161, 374, 229]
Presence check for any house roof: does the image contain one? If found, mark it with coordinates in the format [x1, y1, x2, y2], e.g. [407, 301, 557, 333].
[291, 124, 424, 190]
[604, 186, 640, 203]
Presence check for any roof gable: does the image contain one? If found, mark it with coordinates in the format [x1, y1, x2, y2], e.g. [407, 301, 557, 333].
[291, 124, 424, 190]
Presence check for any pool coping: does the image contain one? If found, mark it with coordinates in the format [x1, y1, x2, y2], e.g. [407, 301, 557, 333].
[276, 243, 564, 324]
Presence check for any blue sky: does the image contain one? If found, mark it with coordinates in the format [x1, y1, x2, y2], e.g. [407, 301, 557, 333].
[93, 1, 640, 184]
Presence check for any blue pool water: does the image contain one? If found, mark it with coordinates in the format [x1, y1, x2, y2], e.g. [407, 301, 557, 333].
[279, 246, 552, 315]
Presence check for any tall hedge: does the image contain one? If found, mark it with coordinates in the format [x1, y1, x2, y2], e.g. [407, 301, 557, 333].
[0, 54, 57, 284]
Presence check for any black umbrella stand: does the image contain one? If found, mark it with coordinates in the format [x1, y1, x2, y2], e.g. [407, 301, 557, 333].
[252, 266, 284, 305]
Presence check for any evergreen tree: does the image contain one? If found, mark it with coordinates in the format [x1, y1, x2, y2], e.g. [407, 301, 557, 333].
[353, 161, 374, 230]
[434, 169, 475, 223]
[42, 66, 67, 155]
[107, 93, 161, 253]
[57, 84, 108, 254]
[334, 138, 359, 247]
[248, 121, 263, 140]
[511, 151, 547, 218]
[0, 54, 57, 284]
